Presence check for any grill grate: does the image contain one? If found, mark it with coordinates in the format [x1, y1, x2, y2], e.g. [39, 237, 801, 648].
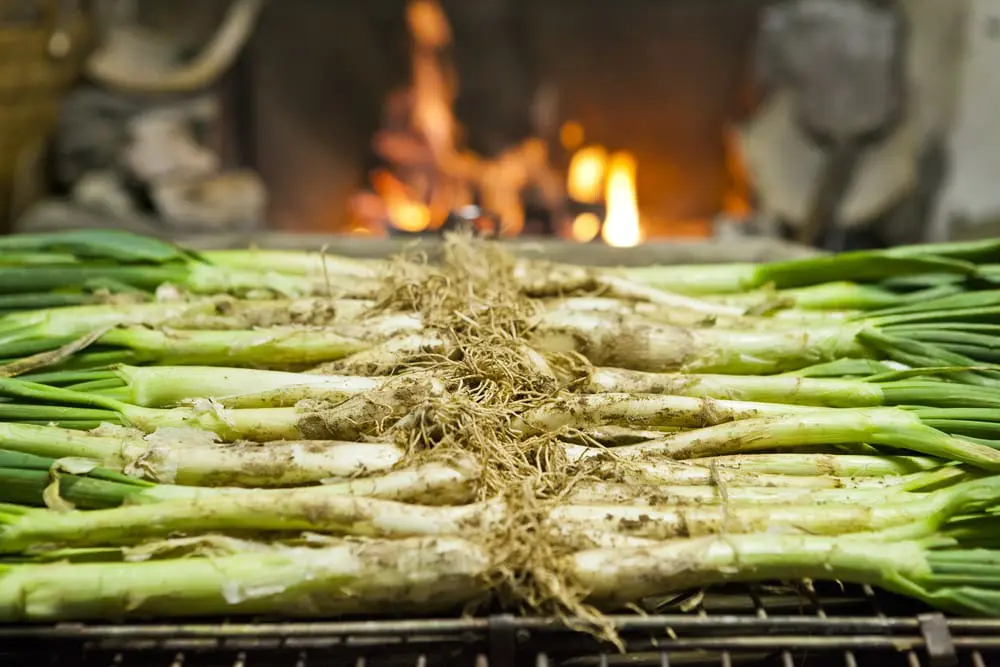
[2, 583, 999, 667]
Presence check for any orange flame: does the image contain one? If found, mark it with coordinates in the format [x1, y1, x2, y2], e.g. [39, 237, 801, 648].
[571, 212, 601, 242]
[408, 0, 456, 161]
[601, 152, 642, 247]
[567, 146, 608, 205]
[560, 120, 585, 151]
[373, 170, 432, 232]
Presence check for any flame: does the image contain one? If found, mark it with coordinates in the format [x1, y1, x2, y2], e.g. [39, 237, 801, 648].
[408, 0, 456, 163]
[567, 146, 608, 204]
[601, 152, 642, 248]
[571, 212, 601, 242]
[373, 170, 432, 232]
[560, 121, 585, 151]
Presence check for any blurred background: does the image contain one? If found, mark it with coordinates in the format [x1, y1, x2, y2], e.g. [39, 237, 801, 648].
[2, 0, 999, 251]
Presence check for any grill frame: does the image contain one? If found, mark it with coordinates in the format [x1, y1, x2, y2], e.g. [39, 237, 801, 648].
[3, 583, 998, 666]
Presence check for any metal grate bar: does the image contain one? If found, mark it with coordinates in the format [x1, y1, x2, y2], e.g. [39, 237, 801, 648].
[3, 585, 999, 666]
[748, 585, 794, 667]
[9, 614, 1000, 641]
[863, 584, 925, 666]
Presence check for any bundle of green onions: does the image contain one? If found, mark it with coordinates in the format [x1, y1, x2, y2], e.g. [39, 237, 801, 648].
[5, 229, 1000, 630]
[0, 229, 387, 303]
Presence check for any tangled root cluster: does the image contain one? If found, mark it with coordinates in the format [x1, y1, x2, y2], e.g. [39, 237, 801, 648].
[373, 234, 613, 632]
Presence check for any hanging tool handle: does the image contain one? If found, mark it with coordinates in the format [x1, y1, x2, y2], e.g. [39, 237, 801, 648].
[798, 140, 862, 247]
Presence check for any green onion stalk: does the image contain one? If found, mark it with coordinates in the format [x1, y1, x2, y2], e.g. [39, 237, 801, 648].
[547, 474, 1000, 542]
[783, 358, 899, 377]
[698, 281, 964, 312]
[565, 427, 893, 455]
[201, 248, 388, 280]
[0, 448, 215, 508]
[514, 395, 1000, 465]
[306, 332, 449, 377]
[0, 301, 223, 353]
[0, 422, 405, 487]
[0, 458, 482, 553]
[574, 533, 1000, 617]
[851, 292, 1000, 372]
[613, 243, 985, 296]
[681, 453, 943, 477]
[511, 393, 829, 435]
[588, 457, 955, 492]
[0, 288, 148, 315]
[0, 230, 389, 300]
[582, 367, 1000, 409]
[0, 297, 378, 337]
[2, 326, 372, 372]
[542, 296, 854, 328]
[0, 261, 324, 300]
[563, 407, 1000, 471]
[0, 229, 201, 264]
[1, 470, 996, 554]
[156, 298, 383, 332]
[529, 305, 1000, 381]
[0, 448, 469, 510]
[563, 467, 975, 506]
[0, 299, 414, 365]
[0, 252, 87, 266]
[566, 424, 702, 447]
[879, 237, 1000, 263]
[531, 310, 867, 375]
[48, 364, 387, 408]
[6, 533, 1000, 623]
[0, 372, 445, 442]
[940, 516, 1000, 549]
[0, 536, 488, 622]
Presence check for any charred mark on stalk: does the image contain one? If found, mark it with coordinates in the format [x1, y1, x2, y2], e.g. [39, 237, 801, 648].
[618, 514, 653, 532]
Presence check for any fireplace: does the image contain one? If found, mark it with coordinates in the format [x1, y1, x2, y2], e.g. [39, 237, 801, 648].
[229, 0, 762, 242]
[13, 0, 981, 250]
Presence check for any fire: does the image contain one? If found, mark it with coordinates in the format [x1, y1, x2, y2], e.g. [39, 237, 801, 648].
[570, 212, 601, 242]
[372, 170, 432, 233]
[564, 143, 643, 245]
[601, 152, 642, 248]
[560, 120, 585, 151]
[566, 146, 607, 205]
[354, 0, 752, 241]
[361, 0, 565, 237]
[407, 0, 455, 162]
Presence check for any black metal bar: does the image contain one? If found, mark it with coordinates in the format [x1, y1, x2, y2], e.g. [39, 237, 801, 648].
[4, 590, 1000, 666]
[488, 614, 518, 667]
[7, 615, 1000, 641]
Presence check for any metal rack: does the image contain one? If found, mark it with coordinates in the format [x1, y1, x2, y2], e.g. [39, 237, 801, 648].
[3, 583, 1000, 667]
